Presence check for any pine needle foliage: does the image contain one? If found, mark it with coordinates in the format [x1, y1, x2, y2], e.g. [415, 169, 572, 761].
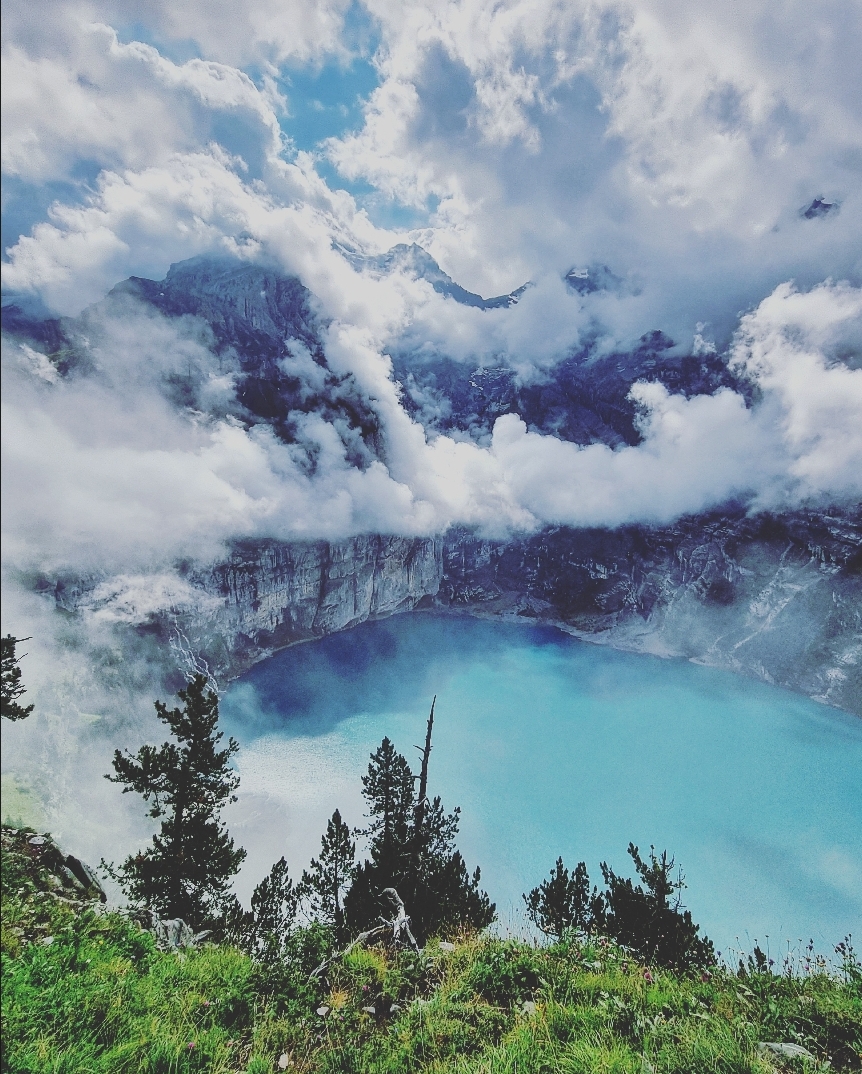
[1, 635, 34, 722]
[299, 810, 356, 942]
[104, 674, 245, 930]
[524, 856, 593, 938]
[598, 843, 716, 970]
[225, 857, 299, 963]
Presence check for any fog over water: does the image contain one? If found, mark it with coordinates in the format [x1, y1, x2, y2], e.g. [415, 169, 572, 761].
[222, 614, 862, 956]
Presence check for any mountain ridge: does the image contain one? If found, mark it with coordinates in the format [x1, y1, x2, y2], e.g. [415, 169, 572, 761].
[4, 253, 860, 712]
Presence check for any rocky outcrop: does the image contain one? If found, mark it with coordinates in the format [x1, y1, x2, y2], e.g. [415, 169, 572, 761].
[1, 827, 106, 905]
[183, 535, 443, 677]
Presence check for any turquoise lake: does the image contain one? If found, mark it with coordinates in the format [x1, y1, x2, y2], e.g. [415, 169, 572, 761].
[221, 613, 862, 957]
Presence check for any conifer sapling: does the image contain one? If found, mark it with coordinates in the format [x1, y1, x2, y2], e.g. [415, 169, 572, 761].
[225, 857, 298, 961]
[523, 857, 592, 939]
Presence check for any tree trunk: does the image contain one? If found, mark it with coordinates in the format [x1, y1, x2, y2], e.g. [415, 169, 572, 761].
[409, 697, 435, 906]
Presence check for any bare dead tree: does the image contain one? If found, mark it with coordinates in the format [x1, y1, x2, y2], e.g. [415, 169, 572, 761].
[408, 696, 435, 901]
[414, 696, 435, 818]
[309, 886, 418, 979]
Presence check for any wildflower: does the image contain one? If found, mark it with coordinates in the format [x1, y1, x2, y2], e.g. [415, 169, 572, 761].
[643, 970, 653, 983]
[700, 972, 710, 982]
[188, 1041, 196, 1050]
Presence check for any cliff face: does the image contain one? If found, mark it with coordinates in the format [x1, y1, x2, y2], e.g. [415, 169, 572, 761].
[171, 508, 860, 714]
[185, 535, 443, 676]
[437, 509, 862, 714]
[44, 509, 860, 712]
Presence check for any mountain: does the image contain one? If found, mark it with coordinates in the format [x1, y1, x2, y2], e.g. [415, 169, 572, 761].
[394, 330, 744, 448]
[2, 251, 741, 453]
[4, 254, 384, 466]
[344, 242, 528, 309]
[801, 198, 838, 220]
[4, 253, 861, 713]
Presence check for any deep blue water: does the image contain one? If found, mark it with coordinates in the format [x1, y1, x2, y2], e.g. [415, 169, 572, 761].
[222, 613, 862, 956]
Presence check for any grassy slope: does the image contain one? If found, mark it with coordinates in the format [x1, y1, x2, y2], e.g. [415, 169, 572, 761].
[2, 829, 860, 1074]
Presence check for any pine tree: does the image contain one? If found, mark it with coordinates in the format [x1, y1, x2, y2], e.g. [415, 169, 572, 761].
[345, 736, 413, 933]
[345, 710, 495, 942]
[597, 844, 715, 970]
[362, 737, 415, 877]
[1, 635, 34, 721]
[225, 857, 298, 962]
[523, 857, 592, 939]
[299, 810, 356, 942]
[104, 674, 246, 930]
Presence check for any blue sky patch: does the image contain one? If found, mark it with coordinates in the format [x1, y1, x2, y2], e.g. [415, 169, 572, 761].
[2, 165, 102, 260]
[278, 57, 380, 152]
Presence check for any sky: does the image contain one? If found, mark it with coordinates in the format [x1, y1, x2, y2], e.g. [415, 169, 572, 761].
[3, 0, 862, 575]
[1, 1, 861, 599]
[1, 0, 861, 891]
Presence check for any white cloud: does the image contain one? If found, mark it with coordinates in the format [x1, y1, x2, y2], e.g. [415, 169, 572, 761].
[730, 280, 862, 500]
[4, 272, 859, 589]
[2, 0, 860, 573]
[487, 280, 862, 528]
[327, 0, 862, 344]
[1, 22, 284, 185]
[489, 389, 765, 527]
[118, 0, 353, 67]
[79, 573, 223, 625]
[1, 0, 353, 69]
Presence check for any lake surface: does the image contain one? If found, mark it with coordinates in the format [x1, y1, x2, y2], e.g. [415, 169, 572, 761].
[221, 613, 862, 957]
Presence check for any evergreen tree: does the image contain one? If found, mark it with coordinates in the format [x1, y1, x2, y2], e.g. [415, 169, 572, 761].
[225, 857, 298, 962]
[104, 674, 246, 930]
[299, 809, 356, 942]
[362, 737, 416, 876]
[523, 857, 592, 939]
[1, 635, 34, 721]
[344, 737, 415, 931]
[345, 714, 495, 942]
[597, 844, 715, 970]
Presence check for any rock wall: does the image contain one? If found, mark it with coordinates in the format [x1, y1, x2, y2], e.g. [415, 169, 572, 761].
[177, 508, 861, 713]
[187, 535, 443, 676]
[47, 509, 861, 713]
[436, 508, 862, 714]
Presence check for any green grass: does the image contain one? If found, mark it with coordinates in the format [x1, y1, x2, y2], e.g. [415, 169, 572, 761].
[3, 832, 861, 1073]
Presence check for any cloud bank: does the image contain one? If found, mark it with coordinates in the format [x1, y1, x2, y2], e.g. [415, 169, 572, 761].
[0, 11, 860, 544]
[2, 0, 860, 581]
[3, 277, 860, 589]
